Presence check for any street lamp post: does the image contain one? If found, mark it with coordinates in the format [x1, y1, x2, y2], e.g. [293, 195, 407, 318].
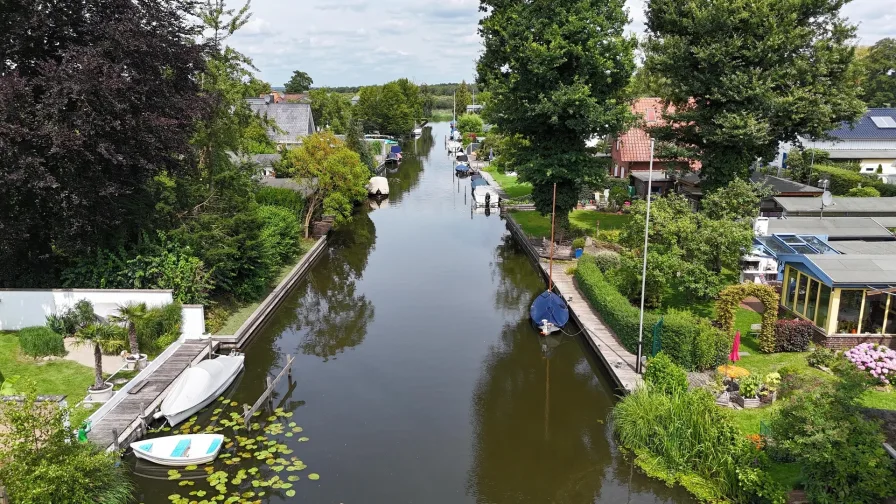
[636, 139, 656, 374]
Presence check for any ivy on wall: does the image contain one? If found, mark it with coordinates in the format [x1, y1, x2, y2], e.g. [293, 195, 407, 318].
[716, 283, 780, 353]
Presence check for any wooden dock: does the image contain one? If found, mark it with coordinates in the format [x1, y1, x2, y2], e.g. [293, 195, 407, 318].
[87, 340, 215, 450]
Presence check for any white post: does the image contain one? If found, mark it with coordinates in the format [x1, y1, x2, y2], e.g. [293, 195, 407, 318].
[636, 139, 656, 374]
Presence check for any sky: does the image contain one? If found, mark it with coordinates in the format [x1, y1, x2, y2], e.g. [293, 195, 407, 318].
[229, 0, 896, 88]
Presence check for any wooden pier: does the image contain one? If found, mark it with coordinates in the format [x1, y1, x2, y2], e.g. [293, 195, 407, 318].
[87, 340, 216, 451]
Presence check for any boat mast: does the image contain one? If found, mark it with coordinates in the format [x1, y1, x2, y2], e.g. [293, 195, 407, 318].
[548, 183, 556, 291]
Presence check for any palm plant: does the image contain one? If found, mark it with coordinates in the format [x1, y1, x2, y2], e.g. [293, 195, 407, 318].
[109, 302, 148, 357]
[74, 323, 127, 390]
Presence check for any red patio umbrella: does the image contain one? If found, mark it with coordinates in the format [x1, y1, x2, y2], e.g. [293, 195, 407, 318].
[729, 330, 741, 362]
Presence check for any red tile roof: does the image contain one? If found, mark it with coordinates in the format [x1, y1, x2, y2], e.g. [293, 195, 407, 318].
[616, 98, 665, 163]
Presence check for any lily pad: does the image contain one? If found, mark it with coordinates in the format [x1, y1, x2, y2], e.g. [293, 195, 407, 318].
[308, 473, 320, 480]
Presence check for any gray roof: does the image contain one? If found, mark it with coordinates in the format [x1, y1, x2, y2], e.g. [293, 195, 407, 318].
[630, 171, 672, 182]
[775, 196, 896, 216]
[828, 108, 896, 140]
[831, 241, 896, 255]
[767, 217, 894, 239]
[873, 217, 896, 228]
[804, 254, 896, 284]
[250, 154, 281, 168]
[750, 173, 823, 194]
[827, 149, 896, 159]
[247, 101, 316, 144]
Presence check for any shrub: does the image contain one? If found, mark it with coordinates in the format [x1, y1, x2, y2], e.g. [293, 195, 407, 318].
[135, 303, 182, 355]
[845, 185, 880, 197]
[591, 250, 621, 272]
[773, 319, 813, 352]
[18, 327, 66, 357]
[575, 256, 719, 371]
[771, 369, 896, 503]
[811, 165, 865, 195]
[256, 186, 305, 218]
[45, 300, 95, 337]
[644, 352, 688, 395]
[598, 228, 622, 243]
[739, 375, 762, 398]
[614, 387, 785, 503]
[257, 205, 301, 263]
[807, 346, 838, 369]
[763, 372, 781, 393]
[571, 237, 586, 250]
[844, 342, 896, 385]
[694, 319, 730, 371]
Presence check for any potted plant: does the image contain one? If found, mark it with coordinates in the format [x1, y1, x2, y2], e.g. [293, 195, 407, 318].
[110, 302, 149, 370]
[572, 237, 586, 259]
[762, 372, 781, 403]
[74, 323, 127, 402]
[734, 375, 762, 408]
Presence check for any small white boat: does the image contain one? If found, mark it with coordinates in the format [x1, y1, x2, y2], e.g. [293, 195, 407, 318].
[367, 176, 389, 196]
[157, 353, 244, 426]
[473, 186, 501, 208]
[447, 141, 463, 154]
[412, 127, 423, 136]
[131, 433, 224, 467]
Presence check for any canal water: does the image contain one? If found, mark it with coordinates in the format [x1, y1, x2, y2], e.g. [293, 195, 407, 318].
[131, 123, 692, 504]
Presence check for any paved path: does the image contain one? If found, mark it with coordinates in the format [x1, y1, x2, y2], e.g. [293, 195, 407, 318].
[543, 261, 642, 392]
[87, 341, 212, 450]
[64, 338, 122, 373]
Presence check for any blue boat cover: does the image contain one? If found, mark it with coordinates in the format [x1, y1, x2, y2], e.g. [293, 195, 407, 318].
[530, 291, 570, 329]
[471, 178, 488, 189]
[391, 145, 402, 154]
[470, 173, 483, 181]
[455, 163, 469, 172]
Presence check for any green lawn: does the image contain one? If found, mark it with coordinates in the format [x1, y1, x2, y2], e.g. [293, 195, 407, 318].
[0, 332, 94, 403]
[214, 238, 318, 335]
[481, 166, 532, 198]
[510, 210, 631, 238]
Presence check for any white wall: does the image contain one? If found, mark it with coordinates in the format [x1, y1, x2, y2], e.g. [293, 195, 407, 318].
[0, 289, 202, 334]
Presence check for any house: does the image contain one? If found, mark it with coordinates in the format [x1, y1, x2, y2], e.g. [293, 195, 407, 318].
[466, 104, 483, 114]
[673, 172, 824, 212]
[351, 95, 360, 106]
[257, 91, 308, 103]
[766, 217, 895, 241]
[774, 196, 896, 217]
[609, 98, 698, 178]
[247, 96, 316, 148]
[778, 108, 896, 182]
[629, 171, 673, 198]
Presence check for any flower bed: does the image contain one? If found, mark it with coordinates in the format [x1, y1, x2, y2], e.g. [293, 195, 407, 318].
[845, 343, 896, 385]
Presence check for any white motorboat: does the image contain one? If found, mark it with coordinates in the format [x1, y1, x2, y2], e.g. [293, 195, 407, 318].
[447, 140, 463, 155]
[473, 186, 501, 208]
[367, 176, 389, 196]
[156, 353, 244, 426]
[131, 433, 224, 467]
[412, 127, 423, 136]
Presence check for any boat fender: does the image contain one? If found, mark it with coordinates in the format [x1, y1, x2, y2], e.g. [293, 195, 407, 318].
[153, 411, 165, 420]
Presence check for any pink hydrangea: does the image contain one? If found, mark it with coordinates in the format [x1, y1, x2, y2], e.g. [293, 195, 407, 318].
[844, 343, 896, 384]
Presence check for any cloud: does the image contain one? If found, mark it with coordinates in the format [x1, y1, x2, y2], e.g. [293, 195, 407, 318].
[232, 0, 896, 87]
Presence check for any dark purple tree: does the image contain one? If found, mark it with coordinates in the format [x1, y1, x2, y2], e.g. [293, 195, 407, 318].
[0, 0, 208, 286]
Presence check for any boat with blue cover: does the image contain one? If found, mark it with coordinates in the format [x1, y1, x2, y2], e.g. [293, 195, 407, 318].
[455, 163, 471, 175]
[131, 433, 225, 467]
[530, 183, 570, 335]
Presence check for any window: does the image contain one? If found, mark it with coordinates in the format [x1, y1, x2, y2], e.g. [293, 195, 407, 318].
[646, 108, 656, 122]
[784, 269, 797, 310]
[862, 293, 887, 334]
[885, 296, 896, 334]
[806, 279, 820, 322]
[871, 116, 896, 128]
[816, 285, 832, 331]
[796, 274, 810, 315]
[837, 290, 864, 334]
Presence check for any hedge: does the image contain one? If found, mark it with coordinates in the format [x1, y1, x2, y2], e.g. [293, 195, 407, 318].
[774, 319, 814, 352]
[256, 186, 305, 218]
[19, 326, 66, 357]
[811, 165, 880, 196]
[575, 255, 728, 371]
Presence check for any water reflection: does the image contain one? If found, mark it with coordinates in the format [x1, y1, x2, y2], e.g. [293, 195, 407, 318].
[386, 129, 433, 203]
[491, 231, 544, 313]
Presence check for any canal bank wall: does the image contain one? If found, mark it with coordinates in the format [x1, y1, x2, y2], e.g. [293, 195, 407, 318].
[505, 217, 641, 393]
[215, 236, 329, 349]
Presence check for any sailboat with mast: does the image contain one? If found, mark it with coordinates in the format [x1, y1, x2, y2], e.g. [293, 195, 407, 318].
[529, 183, 571, 335]
[447, 88, 463, 155]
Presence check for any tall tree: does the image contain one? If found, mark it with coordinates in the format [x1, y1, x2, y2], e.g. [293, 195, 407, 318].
[0, 0, 207, 286]
[285, 70, 313, 93]
[454, 80, 472, 118]
[859, 38, 896, 108]
[279, 132, 369, 237]
[420, 83, 435, 117]
[354, 81, 416, 135]
[477, 0, 636, 229]
[643, 0, 866, 189]
[245, 75, 272, 97]
[309, 89, 352, 133]
[344, 116, 376, 172]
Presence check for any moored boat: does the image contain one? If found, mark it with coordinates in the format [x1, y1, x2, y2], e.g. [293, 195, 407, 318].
[156, 353, 244, 426]
[529, 183, 570, 335]
[367, 176, 389, 196]
[131, 433, 225, 467]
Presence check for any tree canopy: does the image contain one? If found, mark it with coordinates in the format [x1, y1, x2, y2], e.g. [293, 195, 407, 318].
[859, 38, 896, 108]
[309, 89, 352, 134]
[279, 132, 369, 237]
[354, 79, 420, 135]
[454, 80, 473, 118]
[643, 0, 866, 189]
[285, 70, 313, 93]
[477, 0, 636, 229]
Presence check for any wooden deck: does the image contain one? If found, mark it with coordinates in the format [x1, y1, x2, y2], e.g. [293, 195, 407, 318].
[87, 341, 213, 450]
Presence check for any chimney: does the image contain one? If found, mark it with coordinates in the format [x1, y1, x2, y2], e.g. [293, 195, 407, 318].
[264, 93, 274, 105]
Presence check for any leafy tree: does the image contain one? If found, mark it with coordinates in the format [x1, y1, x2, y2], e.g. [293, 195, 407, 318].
[279, 132, 369, 237]
[643, 0, 866, 189]
[700, 177, 767, 222]
[309, 89, 352, 134]
[478, 0, 636, 230]
[0, 386, 134, 503]
[628, 65, 668, 98]
[355, 81, 417, 135]
[846, 185, 880, 197]
[859, 38, 896, 108]
[0, 0, 207, 286]
[245, 75, 272, 97]
[420, 83, 435, 117]
[786, 148, 830, 184]
[454, 80, 473, 118]
[109, 302, 148, 359]
[457, 113, 484, 136]
[345, 116, 376, 172]
[285, 70, 313, 93]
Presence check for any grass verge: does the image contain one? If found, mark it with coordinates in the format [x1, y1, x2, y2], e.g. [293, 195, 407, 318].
[481, 165, 532, 198]
[213, 238, 318, 335]
[510, 210, 631, 238]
